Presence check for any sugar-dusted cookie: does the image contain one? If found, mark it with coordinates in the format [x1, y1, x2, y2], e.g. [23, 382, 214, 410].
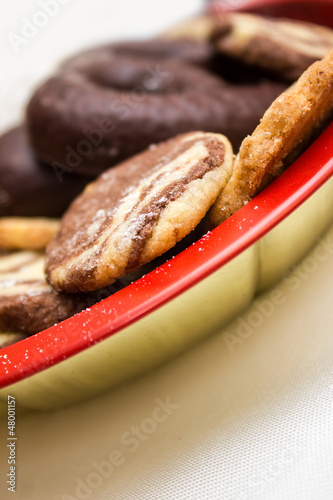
[46, 132, 234, 293]
[0, 251, 82, 334]
[212, 13, 333, 81]
[0, 217, 60, 250]
[210, 50, 333, 227]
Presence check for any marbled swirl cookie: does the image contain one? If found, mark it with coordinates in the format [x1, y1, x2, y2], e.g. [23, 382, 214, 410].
[0, 251, 82, 334]
[212, 13, 333, 81]
[210, 50, 333, 226]
[46, 132, 234, 293]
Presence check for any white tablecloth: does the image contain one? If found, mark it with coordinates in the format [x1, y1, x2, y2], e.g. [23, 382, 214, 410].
[1, 2, 333, 499]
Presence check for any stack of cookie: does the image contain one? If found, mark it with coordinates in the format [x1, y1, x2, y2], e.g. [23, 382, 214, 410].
[1, 11, 333, 347]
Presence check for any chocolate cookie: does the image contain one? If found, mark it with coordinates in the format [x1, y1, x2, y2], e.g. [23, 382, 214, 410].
[0, 126, 89, 217]
[212, 13, 333, 81]
[45, 132, 234, 293]
[210, 50, 333, 226]
[0, 251, 82, 334]
[27, 51, 284, 176]
[63, 38, 215, 69]
[64, 37, 281, 88]
[0, 217, 60, 250]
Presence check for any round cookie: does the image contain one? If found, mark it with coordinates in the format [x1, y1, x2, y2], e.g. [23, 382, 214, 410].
[0, 126, 89, 217]
[62, 38, 215, 69]
[0, 217, 60, 250]
[27, 52, 284, 176]
[45, 131, 234, 293]
[64, 37, 281, 88]
[210, 50, 333, 227]
[0, 251, 83, 334]
[211, 13, 333, 81]
[162, 14, 216, 42]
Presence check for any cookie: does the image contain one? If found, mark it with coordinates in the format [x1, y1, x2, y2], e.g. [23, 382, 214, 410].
[212, 13, 333, 81]
[0, 126, 89, 218]
[45, 131, 234, 293]
[27, 44, 284, 176]
[63, 38, 215, 69]
[162, 14, 216, 41]
[0, 217, 60, 250]
[210, 49, 333, 226]
[0, 251, 82, 334]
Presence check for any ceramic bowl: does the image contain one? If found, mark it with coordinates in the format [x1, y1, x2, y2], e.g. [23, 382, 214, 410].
[1, 0, 333, 410]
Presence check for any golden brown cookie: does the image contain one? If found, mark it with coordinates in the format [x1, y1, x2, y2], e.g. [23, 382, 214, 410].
[0, 251, 83, 334]
[212, 13, 333, 81]
[210, 49, 333, 227]
[46, 131, 234, 293]
[0, 217, 60, 250]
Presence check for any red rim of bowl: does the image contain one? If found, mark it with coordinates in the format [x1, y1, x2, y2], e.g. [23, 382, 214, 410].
[209, 0, 333, 11]
[209, 0, 333, 27]
[1, 121, 333, 388]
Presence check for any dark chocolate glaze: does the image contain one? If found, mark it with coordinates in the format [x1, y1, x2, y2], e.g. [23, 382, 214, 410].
[64, 38, 281, 83]
[27, 47, 286, 176]
[0, 126, 89, 217]
[62, 38, 216, 69]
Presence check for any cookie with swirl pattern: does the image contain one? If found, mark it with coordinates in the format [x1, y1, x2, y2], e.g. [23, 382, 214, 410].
[0, 251, 83, 334]
[212, 13, 333, 81]
[46, 131, 234, 293]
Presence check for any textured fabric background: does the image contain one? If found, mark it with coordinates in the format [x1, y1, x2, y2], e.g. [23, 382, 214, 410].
[1, 1, 333, 499]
